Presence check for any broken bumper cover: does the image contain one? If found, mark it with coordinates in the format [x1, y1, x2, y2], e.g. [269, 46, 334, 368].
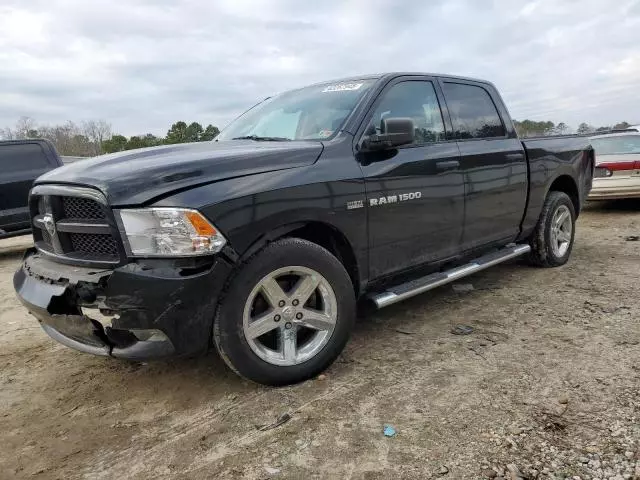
[13, 249, 233, 360]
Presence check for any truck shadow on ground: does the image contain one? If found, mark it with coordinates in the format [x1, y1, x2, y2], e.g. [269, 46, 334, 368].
[583, 198, 640, 212]
[45, 258, 525, 413]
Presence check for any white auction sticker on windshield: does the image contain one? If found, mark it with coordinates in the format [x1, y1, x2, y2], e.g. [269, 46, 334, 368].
[322, 82, 363, 93]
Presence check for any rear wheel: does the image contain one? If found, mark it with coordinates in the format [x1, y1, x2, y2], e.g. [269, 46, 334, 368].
[528, 191, 576, 267]
[213, 238, 355, 386]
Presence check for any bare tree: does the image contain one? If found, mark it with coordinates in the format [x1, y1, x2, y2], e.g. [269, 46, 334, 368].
[14, 116, 37, 139]
[554, 122, 570, 135]
[36, 121, 92, 156]
[0, 127, 15, 140]
[82, 120, 112, 156]
[0, 117, 37, 140]
[577, 123, 594, 135]
[0, 117, 112, 156]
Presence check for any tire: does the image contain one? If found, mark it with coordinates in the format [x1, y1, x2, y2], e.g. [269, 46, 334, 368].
[213, 238, 356, 386]
[528, 191, 576, 267]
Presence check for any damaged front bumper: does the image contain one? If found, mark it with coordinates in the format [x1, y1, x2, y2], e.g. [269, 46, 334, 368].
[13, 249, 233, 360]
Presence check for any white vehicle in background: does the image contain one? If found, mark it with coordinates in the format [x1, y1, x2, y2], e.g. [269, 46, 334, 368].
[589, 131, 640, 200]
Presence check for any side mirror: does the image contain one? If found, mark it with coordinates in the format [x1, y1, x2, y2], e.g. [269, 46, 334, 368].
[363, 117, 415, 150]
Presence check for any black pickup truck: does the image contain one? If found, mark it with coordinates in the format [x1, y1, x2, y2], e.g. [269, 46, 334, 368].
[13, 73, 594, 385]
[0, 139, 63, 239]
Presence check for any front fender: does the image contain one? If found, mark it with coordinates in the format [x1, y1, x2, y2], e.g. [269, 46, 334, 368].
[153, 155, 368, 284]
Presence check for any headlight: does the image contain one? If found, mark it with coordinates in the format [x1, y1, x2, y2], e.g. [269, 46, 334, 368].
[117, 208, 227, 257]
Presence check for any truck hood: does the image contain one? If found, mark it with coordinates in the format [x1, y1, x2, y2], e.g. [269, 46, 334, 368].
[36, 140, 323, 205]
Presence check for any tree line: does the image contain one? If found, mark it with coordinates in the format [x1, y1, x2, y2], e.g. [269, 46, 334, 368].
[1, 116, 635, 156]
[513, 120, 633, 137]
[102, 121, 219, 153]
[0, 117, 219, 156]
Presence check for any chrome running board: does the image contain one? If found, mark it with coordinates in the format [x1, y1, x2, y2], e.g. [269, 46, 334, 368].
[369, 244, 531, 309]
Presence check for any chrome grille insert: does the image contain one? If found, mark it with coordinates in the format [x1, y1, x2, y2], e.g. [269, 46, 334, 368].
[30, 185, 123, 266]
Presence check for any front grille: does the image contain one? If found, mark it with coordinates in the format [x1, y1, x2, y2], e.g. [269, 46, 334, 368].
[69, 233, 118, 256]
[30, 186, 122, 265]
[62, 196, 106, 220]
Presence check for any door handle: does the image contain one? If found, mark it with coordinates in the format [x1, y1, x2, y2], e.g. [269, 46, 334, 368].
[506, 153, 525, 160]
[435, 160, 460, 171]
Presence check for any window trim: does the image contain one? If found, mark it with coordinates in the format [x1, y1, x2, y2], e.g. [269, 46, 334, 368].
[355, 76, 453, 152]
[438, 79, 509, 142]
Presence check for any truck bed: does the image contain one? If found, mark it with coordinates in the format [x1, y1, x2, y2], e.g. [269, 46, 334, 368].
[519, 135, 594, 238]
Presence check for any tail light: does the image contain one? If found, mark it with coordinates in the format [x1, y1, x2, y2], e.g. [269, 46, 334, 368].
[594, 167, 612, 178]
[597, 161, 636, 173]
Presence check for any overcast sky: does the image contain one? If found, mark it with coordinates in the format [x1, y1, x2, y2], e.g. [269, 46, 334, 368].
[1, 0, 639, 136]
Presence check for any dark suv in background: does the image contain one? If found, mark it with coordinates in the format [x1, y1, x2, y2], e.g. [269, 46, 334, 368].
[0, 139, 63, 239]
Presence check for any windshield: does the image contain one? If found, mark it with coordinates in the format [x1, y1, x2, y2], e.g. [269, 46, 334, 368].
[216, 79, 376, 142]
[591, 135, 640, 155]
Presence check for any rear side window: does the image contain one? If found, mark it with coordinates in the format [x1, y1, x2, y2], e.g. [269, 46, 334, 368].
[443, 82, 505, 139]
[0, 143, 50, 173]
[590, 135, 640, 155]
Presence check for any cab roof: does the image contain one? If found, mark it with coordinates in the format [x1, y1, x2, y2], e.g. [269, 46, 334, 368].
[303, 72, 495, 89]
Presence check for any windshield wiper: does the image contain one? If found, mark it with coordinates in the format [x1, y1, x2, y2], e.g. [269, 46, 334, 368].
[231, 135, 291, 141]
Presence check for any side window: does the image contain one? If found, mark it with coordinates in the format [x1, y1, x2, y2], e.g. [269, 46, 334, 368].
[591, 135, 640, 155]
[368, 81, 446, 145]
[442, 82, 505, 139]
[0, 144, 49, 173]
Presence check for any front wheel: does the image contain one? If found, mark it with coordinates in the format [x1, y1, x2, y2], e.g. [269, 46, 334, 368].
[528, 191, 576, 267]
[213, 238, 356, 386]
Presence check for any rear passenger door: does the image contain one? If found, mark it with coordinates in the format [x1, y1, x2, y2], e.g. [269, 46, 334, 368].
[440, 80, 527, 251]
[0, 142, 55, 230]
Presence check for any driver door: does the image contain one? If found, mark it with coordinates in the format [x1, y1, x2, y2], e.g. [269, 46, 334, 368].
[357, 77, 464, 279]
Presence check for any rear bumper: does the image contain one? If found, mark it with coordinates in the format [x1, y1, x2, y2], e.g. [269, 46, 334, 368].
[588, 177, 640, 200]
[13, 249, 233, 360]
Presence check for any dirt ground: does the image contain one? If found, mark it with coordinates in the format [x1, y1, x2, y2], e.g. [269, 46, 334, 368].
[1, 202, 639, 480]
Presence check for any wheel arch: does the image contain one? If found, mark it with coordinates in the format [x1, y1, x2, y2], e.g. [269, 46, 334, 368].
[548, 174, 580, 216]
[239, 221, 362, 296]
